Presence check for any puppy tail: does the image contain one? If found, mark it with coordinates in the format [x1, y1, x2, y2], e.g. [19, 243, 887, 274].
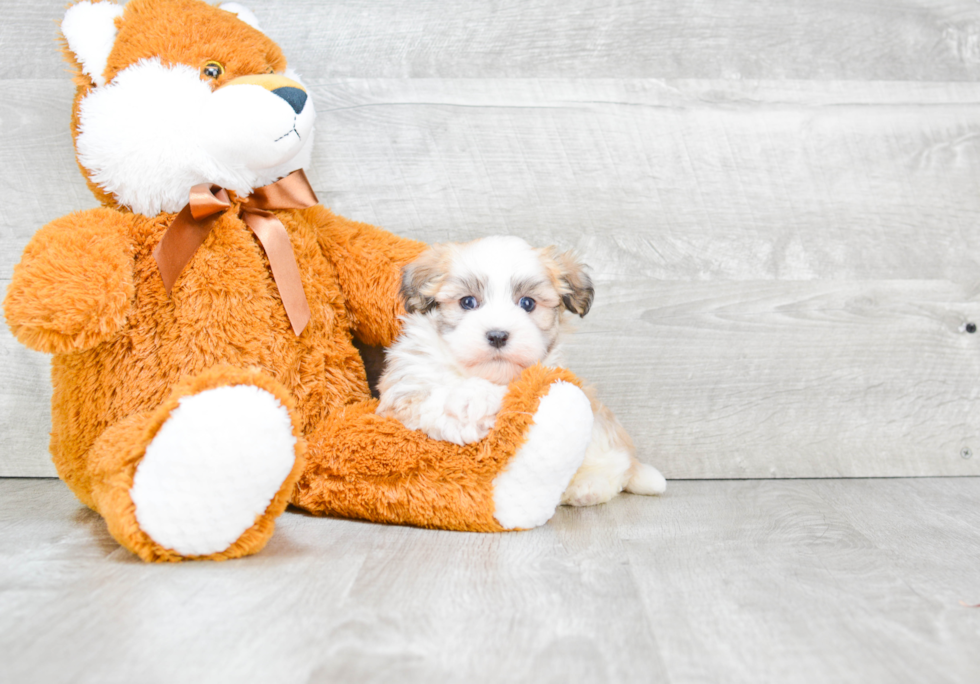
[624, 461, 667, 496]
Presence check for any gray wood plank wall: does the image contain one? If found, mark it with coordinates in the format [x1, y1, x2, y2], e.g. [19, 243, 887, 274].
[2, 0, 979, 478]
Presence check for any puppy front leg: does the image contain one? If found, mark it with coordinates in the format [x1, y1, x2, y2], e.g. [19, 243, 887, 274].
[428, 378, 507, 445]
[378, 375, 506, 446]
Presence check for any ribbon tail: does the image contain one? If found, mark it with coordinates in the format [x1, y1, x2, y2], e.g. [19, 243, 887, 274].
[244, 212, 312, 336]
[153, 203, 216, 293]
[154, 184, 230, 293]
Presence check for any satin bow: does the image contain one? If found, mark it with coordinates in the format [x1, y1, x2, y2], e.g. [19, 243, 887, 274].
[153, 169, 317, 336]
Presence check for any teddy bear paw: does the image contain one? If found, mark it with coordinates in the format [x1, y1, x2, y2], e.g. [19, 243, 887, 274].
[129, 384, 297, 557]
[492, 381, 594, 529]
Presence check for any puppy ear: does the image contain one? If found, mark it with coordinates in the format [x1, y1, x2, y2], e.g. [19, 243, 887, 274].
[544, 248, 594, 317]
[400, 245, 452, 314]
[61, 1, 124, 88]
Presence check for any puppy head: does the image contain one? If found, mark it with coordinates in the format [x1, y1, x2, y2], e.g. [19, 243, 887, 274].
[401, 236, 594, 385]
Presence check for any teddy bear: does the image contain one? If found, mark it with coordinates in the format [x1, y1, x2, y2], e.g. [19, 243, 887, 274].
[2, 0, 595, 562]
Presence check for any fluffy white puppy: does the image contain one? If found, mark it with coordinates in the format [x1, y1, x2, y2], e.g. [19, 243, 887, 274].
[376, 236, 666, 506]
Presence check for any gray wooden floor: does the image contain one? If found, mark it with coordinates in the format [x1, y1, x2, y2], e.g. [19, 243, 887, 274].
[2, 477, 979, 684]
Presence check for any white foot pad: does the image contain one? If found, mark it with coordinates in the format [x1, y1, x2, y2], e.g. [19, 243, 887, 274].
[492, 382, 594, 529]
[131, 385, 296, 556]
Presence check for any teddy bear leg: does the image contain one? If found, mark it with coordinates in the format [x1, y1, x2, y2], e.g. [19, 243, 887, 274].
[86, 366, 305, 562]
[292, 366, 593, 532]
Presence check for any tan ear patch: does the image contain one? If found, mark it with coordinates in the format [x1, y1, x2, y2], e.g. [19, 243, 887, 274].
[400, 244, 455, 313]
[540, 247, 594, 317]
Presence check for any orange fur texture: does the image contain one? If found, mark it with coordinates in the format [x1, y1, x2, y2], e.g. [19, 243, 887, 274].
[4, 0, 586, 561]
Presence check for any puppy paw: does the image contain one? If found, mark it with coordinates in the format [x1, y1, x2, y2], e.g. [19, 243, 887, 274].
[562, 458, 667, 505]
[434, 379, 506, 445]
[561, 471, 624, 507]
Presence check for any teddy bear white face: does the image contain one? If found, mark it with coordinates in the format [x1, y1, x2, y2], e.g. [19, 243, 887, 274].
[75, 59, 316, 216]
[64, 1, 315, 216]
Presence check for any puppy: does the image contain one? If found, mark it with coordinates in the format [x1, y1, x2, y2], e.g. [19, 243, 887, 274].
[376, 236, 666, 506]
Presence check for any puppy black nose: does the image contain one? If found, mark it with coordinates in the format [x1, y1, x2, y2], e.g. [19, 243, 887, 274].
[486, 330, 509, 349]
[272, 86, 307, 114]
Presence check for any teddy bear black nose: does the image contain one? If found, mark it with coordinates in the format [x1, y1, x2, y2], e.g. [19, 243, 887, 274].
[486, 330, 509, 349]
[272, 86, 307, 114]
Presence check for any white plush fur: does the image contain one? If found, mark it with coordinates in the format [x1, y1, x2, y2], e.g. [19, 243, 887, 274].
[377, 236, 667, 507]
[61, 1, 124, 88]
[74, 58, 315, 216]
[130, 385, 297, 556]
[492, 382, 593, 529]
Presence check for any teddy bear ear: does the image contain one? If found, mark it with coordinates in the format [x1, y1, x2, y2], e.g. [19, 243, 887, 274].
[219, 3, 264, 32]
[61, 1, 124, 88]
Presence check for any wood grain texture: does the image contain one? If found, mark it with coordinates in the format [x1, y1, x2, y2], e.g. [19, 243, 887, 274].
[2, 477, 979, 684]
[0, 310, 54, 478]
[8, 0, 980, 80]
[307, 78, 980, 282]
[565, 279, 980, 478]
[0, 80, 100, 276]
[7, 77, 980, 279]
[5, 276, 978, 479]
[2, 0, 980, 478]
[615, 477, 980, 684]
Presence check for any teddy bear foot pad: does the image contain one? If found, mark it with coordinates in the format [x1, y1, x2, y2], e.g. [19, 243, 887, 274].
[130, 384, 298, 556]
[492, 381, 594, 529]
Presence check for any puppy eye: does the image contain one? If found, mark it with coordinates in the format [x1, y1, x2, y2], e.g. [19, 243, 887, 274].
[202, 61, 225, 79]
[460, 296, 478, 311]
[519, 296, 536, 312]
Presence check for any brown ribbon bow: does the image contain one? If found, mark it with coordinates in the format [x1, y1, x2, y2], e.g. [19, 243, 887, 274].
[153, 169, 317, 336]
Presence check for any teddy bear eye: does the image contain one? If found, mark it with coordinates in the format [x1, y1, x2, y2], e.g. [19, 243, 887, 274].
[202, 61, 225, 79]
[460, 296, 478, 311]
[519, 296, 536, 312]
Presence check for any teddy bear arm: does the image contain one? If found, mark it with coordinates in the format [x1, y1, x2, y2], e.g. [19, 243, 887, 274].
[307, 206, 426, 347]
[4, 209, 135, 354]
[293, 365, 594, 531]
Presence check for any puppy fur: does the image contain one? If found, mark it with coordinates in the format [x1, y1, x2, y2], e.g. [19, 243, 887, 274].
[376, 236, 666, 506]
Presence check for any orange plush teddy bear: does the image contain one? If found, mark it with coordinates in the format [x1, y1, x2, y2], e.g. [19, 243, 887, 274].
[3, 0, 594, 562]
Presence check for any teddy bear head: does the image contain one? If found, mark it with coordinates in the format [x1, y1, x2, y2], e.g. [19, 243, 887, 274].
[61, 0, 316, 216]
